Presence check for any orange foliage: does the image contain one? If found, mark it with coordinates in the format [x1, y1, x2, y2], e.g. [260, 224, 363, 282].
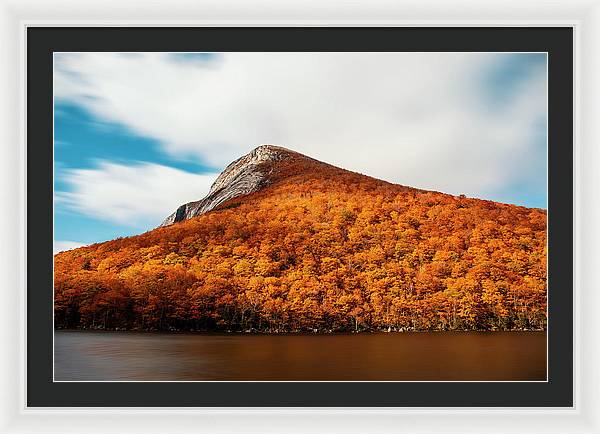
[54, 156, 547, 332]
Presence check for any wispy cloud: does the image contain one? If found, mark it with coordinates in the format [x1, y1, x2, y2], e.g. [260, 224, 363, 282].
[56, 161, 218, 225]
[54, 240, 87, 254]
[53, 52, 546, 204]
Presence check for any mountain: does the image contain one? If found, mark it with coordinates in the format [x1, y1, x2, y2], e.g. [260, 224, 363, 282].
[54, 145, 547, 333]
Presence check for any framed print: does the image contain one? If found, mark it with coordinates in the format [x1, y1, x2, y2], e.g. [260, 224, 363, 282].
[27, 25, 571, 405]
[1, 0, 598, 431]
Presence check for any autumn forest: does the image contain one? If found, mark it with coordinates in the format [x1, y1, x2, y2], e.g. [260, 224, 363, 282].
[54, 149, 547, 333]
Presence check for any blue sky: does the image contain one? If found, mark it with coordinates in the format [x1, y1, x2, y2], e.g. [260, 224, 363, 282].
[54, 102, 219, 247]
[54, 52, 547, 253]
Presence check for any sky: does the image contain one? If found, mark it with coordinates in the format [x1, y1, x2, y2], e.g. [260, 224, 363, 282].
[53, 52, 547, 253]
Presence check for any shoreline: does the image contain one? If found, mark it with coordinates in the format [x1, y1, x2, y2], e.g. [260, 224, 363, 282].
[54, 328, 547, 334]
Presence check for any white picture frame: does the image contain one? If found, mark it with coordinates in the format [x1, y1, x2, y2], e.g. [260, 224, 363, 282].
[1, 0, 597, 432]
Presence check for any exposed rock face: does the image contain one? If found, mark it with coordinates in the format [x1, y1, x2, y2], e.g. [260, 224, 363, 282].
[160, 145, 292, 227]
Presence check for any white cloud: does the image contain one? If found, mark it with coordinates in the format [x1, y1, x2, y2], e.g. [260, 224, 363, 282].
[54, 240, 87, 254]
[56, 161, 218, 226]
[54, 52, 546, 200]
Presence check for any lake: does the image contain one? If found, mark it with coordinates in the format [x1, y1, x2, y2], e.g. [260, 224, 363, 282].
[54, 330, 546, 381]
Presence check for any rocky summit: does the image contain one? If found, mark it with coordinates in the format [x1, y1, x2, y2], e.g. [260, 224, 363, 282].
[160, 145, 296, 227]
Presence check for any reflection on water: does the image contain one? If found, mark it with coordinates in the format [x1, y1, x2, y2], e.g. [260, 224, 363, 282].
[54, 331, 546, 381]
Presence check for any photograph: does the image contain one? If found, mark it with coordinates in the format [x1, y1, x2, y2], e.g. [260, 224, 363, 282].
[52, 51, 548, 382]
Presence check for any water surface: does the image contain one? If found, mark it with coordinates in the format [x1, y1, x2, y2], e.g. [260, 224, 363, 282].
[54, 330, 546, 381]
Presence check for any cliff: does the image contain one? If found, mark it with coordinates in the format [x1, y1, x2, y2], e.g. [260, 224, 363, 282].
[160, 145, 304, 226]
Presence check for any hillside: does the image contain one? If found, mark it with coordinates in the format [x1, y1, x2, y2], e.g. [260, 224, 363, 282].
[54, 145, 547, 332]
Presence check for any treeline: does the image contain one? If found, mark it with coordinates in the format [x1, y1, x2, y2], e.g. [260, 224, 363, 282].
[54, 161, 547, 332]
